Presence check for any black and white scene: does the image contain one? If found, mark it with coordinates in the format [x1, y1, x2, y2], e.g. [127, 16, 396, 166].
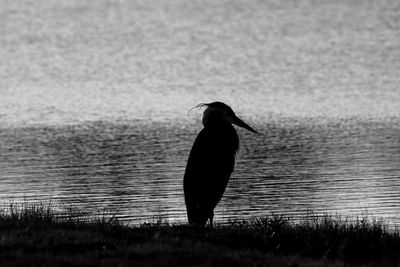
[1, 0, 400, 266]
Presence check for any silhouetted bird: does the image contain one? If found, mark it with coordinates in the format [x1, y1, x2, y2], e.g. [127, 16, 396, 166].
[184, 102, 257, 227]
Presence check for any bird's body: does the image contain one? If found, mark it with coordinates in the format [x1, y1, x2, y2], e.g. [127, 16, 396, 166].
[183, 102, 256, 226]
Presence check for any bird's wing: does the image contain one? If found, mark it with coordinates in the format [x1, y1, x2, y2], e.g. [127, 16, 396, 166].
[183, 128, 235, 209]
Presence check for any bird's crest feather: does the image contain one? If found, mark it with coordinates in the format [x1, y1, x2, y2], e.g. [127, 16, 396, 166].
[187, 103, 208, 115]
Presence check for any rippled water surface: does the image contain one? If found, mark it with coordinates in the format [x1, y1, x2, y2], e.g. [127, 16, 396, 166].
[1, 0, 400, 225]
[1, 118, 399, 224]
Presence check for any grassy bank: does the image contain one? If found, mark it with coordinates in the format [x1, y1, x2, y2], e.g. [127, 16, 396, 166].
[0, 203, 399, 266]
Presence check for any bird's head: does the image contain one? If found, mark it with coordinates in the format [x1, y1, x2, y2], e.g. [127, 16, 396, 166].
[190, 102, 257, 133]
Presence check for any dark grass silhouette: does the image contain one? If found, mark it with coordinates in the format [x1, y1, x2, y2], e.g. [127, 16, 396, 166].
[184, 102, 257, 227]
[1, 202, 400, 266]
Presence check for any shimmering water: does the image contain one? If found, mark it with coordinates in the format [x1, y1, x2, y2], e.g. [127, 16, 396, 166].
[1, 0, 400, 224]
[1, 118, 399, 224]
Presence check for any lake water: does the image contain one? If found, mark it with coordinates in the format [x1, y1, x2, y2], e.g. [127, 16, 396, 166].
[1, 0, 400, 225]
[1, 118, 400, 225]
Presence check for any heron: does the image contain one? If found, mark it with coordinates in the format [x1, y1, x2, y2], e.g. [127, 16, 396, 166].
[183, 101, 257, 227]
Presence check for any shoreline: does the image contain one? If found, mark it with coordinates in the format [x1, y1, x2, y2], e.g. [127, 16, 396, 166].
[0, 203, 399, 266]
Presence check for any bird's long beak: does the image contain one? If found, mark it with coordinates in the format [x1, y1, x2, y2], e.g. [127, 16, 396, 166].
[232, 115, 257, 134]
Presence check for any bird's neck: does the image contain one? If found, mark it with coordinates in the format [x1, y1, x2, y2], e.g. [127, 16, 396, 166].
[203, 118, 239, 153]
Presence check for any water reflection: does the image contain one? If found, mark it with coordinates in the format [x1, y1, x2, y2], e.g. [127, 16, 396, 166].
[0, 117, 400, 225]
